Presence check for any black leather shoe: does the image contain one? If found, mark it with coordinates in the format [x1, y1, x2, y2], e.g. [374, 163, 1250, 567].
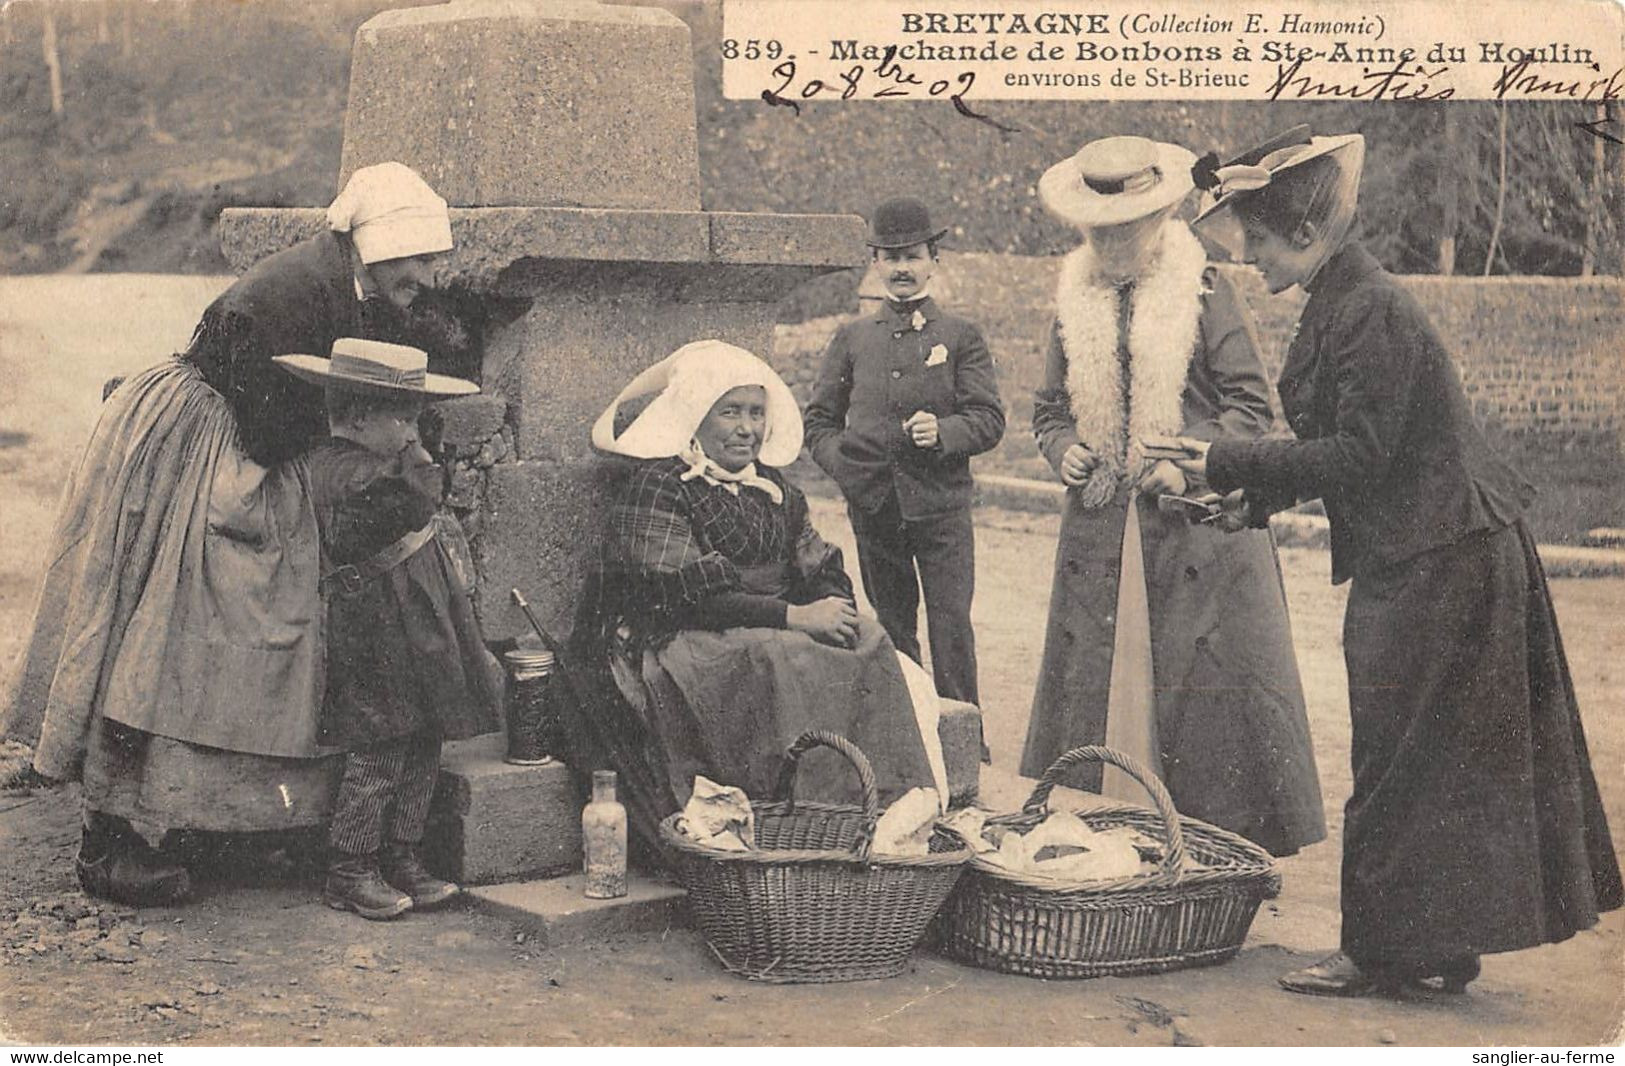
[1407, 955, 1481, 994]
[324, 856, 412, 921]
[76, 844, 192, 907]
[1279, 952, 1394, 997]
[381, 845, 459, 910]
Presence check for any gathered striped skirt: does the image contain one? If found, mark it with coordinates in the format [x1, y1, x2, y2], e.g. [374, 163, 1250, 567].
[2, 359, 339, 837]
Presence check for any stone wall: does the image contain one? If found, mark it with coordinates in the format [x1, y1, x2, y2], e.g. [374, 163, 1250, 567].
[772, 253, 1625, 482]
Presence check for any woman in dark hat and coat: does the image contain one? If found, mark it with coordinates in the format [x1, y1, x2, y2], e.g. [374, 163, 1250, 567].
[1019, 135, 1324, 858]
[1167, 128, 1621, 995]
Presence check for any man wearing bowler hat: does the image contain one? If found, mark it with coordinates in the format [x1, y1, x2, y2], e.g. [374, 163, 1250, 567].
[805, 198, 1005, 713]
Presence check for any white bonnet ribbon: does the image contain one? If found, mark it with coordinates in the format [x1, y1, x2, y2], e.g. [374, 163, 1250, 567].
[677, 440, 785, 505]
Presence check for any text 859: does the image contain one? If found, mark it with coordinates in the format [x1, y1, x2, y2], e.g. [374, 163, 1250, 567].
[722, 39, 784, 60]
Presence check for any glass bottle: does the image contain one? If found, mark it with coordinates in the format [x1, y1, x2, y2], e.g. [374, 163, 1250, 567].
[582, 770, 627, 899]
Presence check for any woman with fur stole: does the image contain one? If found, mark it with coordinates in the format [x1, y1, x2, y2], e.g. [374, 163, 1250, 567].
[1019, 135, 1324, 857]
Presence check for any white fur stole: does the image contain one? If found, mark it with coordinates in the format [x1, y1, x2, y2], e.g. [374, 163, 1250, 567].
[1053, 221, 1208, 509]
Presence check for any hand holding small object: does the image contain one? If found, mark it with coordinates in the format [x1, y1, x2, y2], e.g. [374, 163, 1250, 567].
[1138, 459, 1187, 498]
[787, 596, 860, 648]
[1196, 490, 1251, 533]
[903, 410, 940, 449]
[1059, 443, 1098, 486]
[1143, 435, 1212, 481]
[1158, 494, 1220, 521]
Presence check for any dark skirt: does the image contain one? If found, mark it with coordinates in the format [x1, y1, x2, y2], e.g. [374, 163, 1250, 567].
[1340, 520, 1621, 965]
[640, 619, 934, 810]
[559, 617, 936, 858]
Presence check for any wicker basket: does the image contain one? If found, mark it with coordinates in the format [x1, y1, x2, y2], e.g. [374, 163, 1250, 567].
[931, 745, 1281, 979]
[658, 730, 971, 984]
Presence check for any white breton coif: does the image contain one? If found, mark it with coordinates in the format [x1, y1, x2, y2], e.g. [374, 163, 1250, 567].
[325, 161, 453, 265]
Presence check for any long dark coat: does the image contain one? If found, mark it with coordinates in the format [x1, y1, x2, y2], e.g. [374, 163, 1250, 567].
[1020, 234, 1325, 857]
[1207, 241, 1621, 963]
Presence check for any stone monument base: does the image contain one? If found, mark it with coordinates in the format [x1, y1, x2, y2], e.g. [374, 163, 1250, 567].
[464, 874, 689, 947]
[423, 734, 582, 886]
[425, 703, 984, 886]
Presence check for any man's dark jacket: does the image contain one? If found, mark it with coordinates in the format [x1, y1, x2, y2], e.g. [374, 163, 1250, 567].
[804, 296, 1005, 520]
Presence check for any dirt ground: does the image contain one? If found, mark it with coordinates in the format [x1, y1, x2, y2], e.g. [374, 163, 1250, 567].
[0, 277, 1621, 1047]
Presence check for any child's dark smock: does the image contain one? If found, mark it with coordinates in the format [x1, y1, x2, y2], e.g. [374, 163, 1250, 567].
[307, 438, 502, 751]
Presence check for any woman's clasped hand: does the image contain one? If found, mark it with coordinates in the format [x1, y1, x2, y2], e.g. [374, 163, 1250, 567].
[787, 595, 860, 648]
[1058, 442, 1099, 486]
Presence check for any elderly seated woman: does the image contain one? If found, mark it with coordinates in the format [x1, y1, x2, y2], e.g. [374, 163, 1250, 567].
[565, 340, 949, 851]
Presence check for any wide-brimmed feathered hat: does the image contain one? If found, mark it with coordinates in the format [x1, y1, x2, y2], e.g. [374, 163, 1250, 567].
[1194, 126, 1365, 223]
[1039, 136, 1197, 229]
[274, 337, 478, 399]
[590, 339, 803, 467]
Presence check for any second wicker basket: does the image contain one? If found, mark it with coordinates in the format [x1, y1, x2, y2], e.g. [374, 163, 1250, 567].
[932, 745, 1281, 979]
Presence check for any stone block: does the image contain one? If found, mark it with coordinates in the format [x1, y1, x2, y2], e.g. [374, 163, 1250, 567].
[436, 393, 507, 449]
[215, 209, 326, 273]
[431, 208, 821, 283]
[217, 208, 712, 283]
[938, 699, 982, 808]
[490, 288, 782, 461]
[477, 459, 625, 642]
[468, 209, 712, 276]
[340, 0, 701, 210]
[445, 466, 484, 511]
[708, 211, 868, 267]
[424, 733, 582, 885]
[464, 875, 688, 946]
[217, 208, 859, 294]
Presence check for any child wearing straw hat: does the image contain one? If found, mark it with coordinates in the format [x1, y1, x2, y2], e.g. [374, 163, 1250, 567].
[276, 339, 501, 920]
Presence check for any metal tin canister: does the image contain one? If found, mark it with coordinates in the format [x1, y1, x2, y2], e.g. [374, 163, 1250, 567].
[502, 648, 560, 766]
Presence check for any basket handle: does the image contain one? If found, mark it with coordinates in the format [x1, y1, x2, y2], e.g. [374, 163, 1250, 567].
[774, 730, 880, 863]
[1022, 745, 1188, 880]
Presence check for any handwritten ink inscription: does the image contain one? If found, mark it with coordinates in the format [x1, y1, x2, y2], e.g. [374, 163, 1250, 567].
[720, 2, 1625, 105]
[1264, 57, 1624, 104]
[765, 51, 977, 104]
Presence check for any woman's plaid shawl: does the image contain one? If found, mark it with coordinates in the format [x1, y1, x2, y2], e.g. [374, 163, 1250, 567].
[596, 457, 851, 646]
